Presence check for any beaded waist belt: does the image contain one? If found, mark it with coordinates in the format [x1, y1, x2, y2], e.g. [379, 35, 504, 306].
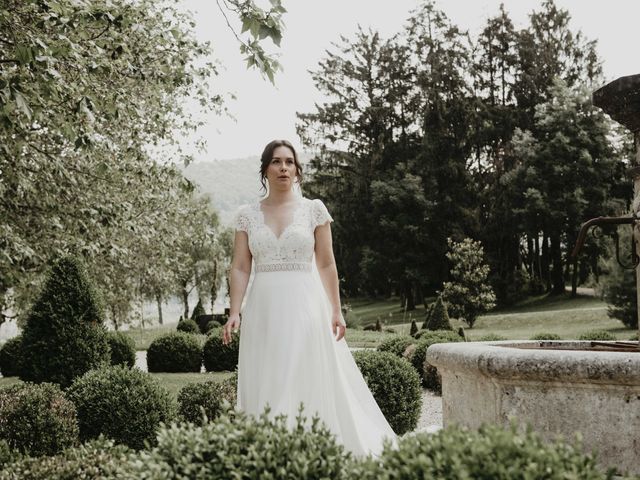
[255, 262, 312, 273]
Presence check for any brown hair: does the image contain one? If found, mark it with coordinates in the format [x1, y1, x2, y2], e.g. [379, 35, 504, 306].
[259, 140, 303, 193]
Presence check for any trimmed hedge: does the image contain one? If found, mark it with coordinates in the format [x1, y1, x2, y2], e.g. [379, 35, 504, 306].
[425, 295, 453, 331]
[147, 332, 202, 373]
[106, 331, 136, 368]
[578, 330, 617, 341]
[176, 319, 199, 334]
[204, 319, 222, 334]
[0, 382, 79, 456]
[349, 424, 612, 479]
[0, 336, 23, 377]
[66, 365, 176, 450]
[530, 332, 563, 340]
[177, 373, 237, 425]
[376, 335, 415, 358]
[19, 255, 111, 388]
[203, 328, 239, 372]
[0, 436, 131, 480]
[478, 333, 508, 341]
[353, 350, 422, 435]
[410, 330, 464, 392]
[124, 406, 349, 479]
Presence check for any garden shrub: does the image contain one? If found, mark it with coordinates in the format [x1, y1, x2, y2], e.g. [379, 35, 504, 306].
[377, 335, 414, 358]
[478, 333, 508, 341]
[578, 330, 617, 341]
[0, 438, 22, 469]
[409, 330, 464, 392]
[177, 372, 238, 425]
[530, 332, 563, 340]
[176, 318, 199, 334]
[106, 331, 136, 368]
[422, 301, 435, 329]
[203, 328, 239, 372]
[190, 299, 206, 320]
[629, 332, 639, 341]
[65, 365, 177, 450]
[123, 406, 349, 479]
[204, 319, 222, 334]
[147, 332, 202, 373]
[19, 255, 110, 388]
[353, 350, 421, 435]
[348, 423, 612, 479]
[0, 436, 132, 480]
[0, 336, 23, 377]
[426, 295, 453, 331]
[0, 382, 78, 456]
[409, 320, 418, 337]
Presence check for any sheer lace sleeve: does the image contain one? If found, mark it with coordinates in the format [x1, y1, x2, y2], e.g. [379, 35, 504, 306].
[234, 205, 250, 233]
[311, 199, 334, 229]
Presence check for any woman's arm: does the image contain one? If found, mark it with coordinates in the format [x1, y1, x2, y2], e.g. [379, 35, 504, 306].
[314, 221, 346, 340]
[223, 230, 252, 345]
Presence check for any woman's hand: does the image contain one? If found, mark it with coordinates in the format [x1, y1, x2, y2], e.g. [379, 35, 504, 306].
[332, 311, 346, 341]
[222, 313, 241, 345]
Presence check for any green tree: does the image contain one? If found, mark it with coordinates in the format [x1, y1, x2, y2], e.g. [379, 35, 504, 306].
[426, 295, 453, 331]
[442, 238, 496, 328]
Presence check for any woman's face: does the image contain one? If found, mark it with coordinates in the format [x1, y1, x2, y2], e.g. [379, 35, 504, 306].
[266, 145, 297, 191]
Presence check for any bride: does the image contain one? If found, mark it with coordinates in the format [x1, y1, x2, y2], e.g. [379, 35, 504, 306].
[222, 139, 397, 457]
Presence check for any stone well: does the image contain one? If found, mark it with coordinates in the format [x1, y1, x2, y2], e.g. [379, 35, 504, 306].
[427, 340, 640, 475]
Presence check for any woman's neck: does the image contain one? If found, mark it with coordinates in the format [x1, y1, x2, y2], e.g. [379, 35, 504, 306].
[262, 189, 299, 206]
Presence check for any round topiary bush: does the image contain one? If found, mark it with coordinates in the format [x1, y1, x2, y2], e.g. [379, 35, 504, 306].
[0, 336, 23, 377]
[177, 319, 199, 334]
[203, 328, 239, 372]
[377, 335, 415, 358]
[204, 319, 222, 334]
[352, 350, 422, 435]
[530, 332, 563, 340]
[409, 330, 464, 392]
[348, 424, 609, 479]
[578, 330, 617, 341]
[19, 255, 110, 388]
[0, 436, 132, 479]
[477, 333, 508, 341]
[106, 331, 136, 368]
[147, 332, 202, 373]
[65, 365, 177, 450]
[123, 406, 349, 479]
[178, 372, 237, 425]
[0, 382, 79, 456]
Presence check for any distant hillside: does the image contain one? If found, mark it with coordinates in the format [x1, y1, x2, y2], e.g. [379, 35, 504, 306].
[181, 153, 312, 226]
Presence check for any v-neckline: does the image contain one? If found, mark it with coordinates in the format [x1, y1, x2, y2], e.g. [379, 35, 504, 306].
[256, 197, 305, 241]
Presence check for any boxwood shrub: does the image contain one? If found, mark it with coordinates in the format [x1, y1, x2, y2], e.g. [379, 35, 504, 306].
[0, 382, 78, 456]
[349, 423, 613, 479]
[123, 406, 349, 479]
[177, 372, 237, 425]
[477, 333, 508, 341]
[203, 328, 239, 372]
[409, 329, 464, 392]
[147, 332, 202, 373]
[377, 335, 415, 358]
[65, 365, 177, 450]
[352, 350, 422, 435]
[530, 332, 563, 340]
[578, 330, 617, 341]
[0, 336, 23, 377]
[106, 331, 136, 368]
[176, 319, 199, 334]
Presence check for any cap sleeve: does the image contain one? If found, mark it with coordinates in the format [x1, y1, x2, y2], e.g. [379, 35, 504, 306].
[311, 198, 334, 229]
[233, 205, 250, 233]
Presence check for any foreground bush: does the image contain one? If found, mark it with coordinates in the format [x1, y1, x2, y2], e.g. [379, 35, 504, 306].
[350, 424, 613, 479]
[203, 328, 239, 371]
[124, 406, 349, 479]
[147, 332, 202, 373]
[19, 256, 110, 388]
[0, 382, 78, 456]
[530, 332, 563, 340]
[477, 333, 508, 341]
[106, 331, 136, 368]
[353, 350, 421, 435]
[0, 336, 23, 377]
[0, 437, 131, 480]
[176, 319, 199, 334]
[66, 365, 176, 450]
[177, 373, 237, 425]
[578, 330, 617, 341]
[377, 335, 414, 358]
[410, 329, 464, 392]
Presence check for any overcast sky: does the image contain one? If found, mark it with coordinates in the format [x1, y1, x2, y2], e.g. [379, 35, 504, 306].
[178, 0, 640, 162]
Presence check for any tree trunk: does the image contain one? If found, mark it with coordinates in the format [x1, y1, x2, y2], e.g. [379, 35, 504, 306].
[405, 280, 415, 311]
[182, 283, 189, 319]
[571, 259, 578, 297]
[155, 292, 163, 325]
[542, 234, 552, 292]
[550, 234, 565, 294]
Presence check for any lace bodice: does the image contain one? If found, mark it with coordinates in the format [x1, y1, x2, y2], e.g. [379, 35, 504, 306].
[233, 197, 334, 270]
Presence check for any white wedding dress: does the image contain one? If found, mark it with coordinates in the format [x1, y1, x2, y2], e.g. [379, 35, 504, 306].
[233, 196, 397, 457]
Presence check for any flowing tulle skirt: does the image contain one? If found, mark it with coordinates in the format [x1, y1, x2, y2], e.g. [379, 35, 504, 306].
[237, 266, 397, 458]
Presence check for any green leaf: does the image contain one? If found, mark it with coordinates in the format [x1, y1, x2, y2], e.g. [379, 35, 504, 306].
[12, 89, 32, 119]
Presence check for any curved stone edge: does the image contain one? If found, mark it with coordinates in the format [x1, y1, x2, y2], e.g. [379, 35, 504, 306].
[426, 340, 640, 385]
